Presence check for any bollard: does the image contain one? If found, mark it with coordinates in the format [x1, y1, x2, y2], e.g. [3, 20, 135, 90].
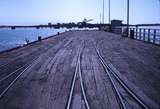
[122, 28, 128, 37]
[38, 36, 42, 41]
[130, 30, 134, 39]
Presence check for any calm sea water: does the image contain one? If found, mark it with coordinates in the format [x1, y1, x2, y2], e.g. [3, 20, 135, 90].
[0, 28, 65, 52]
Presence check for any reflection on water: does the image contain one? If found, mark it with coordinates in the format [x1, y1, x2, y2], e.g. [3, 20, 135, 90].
[0, 28, 65, 52]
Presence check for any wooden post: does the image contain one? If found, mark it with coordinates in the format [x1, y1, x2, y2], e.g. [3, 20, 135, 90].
[148, 29, 150, 42]
[133, 28, 135, 39]
[136, 27, 138, 39]
[130, 29, 134, 39]
[128, 28, 130, 37]
[139, 29, 142, 40]
[153, 30, 156, 44]
[38, 36, 42, 41]
[143, 29, 146, 41]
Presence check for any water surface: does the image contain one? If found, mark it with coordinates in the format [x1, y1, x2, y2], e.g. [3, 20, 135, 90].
[0, 28, 65, 52]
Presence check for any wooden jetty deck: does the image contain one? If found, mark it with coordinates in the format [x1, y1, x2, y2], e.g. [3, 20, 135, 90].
[0, 31, 160, 109]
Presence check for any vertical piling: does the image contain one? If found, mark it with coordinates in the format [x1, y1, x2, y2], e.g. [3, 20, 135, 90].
[38, 36, 42, 41]
[130, 29, 134, 39]
[148, 29, 150, 42]
[153, 30, 156, 44]
[136, 27, 138, 39]
[133, 28, 135, 39]
[143, 29, 146, 41]
[139, 29, 142, 40]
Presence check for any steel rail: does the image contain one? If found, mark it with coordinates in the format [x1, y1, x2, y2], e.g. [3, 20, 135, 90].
[66, 47, 81, 109]
[0, 41, 65, 84]
[0, 48, 41, 69]
[93, 43, 150, 109]
[0, 58, 37, 83]
[0, 39, 73, 100]
[107, 64, 150, 109]
[93, 43, 127, 109]
[0, 44, 58, 99]
[0, 46, 54, 83]
[0, 57, 39, 99]
[78, 48, 90, 109]
[66, 44, 90, 109]
[0, 65, 26, 83]
[0, 47, 51, 82]
[0, 43, 53, 69]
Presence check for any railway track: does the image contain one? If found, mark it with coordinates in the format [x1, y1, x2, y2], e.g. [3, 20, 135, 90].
[0, 46, 59, 99]
[0, 46, 55, 99]
[0, 57, 39, 99]
[66, 45, 90, 109]
[0, 37, 154, 108]
[0, 39, 73, 100]
[0, 37, 73, 78]
[93, 43, 151, 109]
[0, 43, 53, 71]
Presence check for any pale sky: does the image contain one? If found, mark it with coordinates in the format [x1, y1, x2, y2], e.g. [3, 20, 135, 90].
[0, 0, 160, 25]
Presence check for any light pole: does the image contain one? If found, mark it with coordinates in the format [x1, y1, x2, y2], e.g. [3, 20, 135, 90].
[103, 0, 105, 24]
[127, 0, 130, 36]
[109, 0, 111, 24]
[100, 13, 102, 24]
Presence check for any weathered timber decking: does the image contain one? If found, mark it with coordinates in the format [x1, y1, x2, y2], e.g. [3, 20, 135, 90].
[0, 30, 160, 109]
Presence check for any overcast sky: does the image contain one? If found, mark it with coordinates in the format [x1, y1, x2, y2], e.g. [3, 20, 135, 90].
[0, 0, 160, 25]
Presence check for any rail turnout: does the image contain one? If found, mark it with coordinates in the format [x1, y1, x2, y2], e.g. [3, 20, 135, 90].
[93, 42, 151, 109]
[66, 44, 90, 109]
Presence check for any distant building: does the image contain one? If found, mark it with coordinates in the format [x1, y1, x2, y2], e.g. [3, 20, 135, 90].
[48, 22, 52, 26]
[111, 20, 123, 27]
[11, 26, 16, 30]
[111, 20, 123, 34]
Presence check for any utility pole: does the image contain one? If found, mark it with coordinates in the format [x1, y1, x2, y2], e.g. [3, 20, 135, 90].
[100, 13, 102, 24]
[109, 0, 111, 24]
[127, 0, 130, 36]
[103, 0, 105, 24]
